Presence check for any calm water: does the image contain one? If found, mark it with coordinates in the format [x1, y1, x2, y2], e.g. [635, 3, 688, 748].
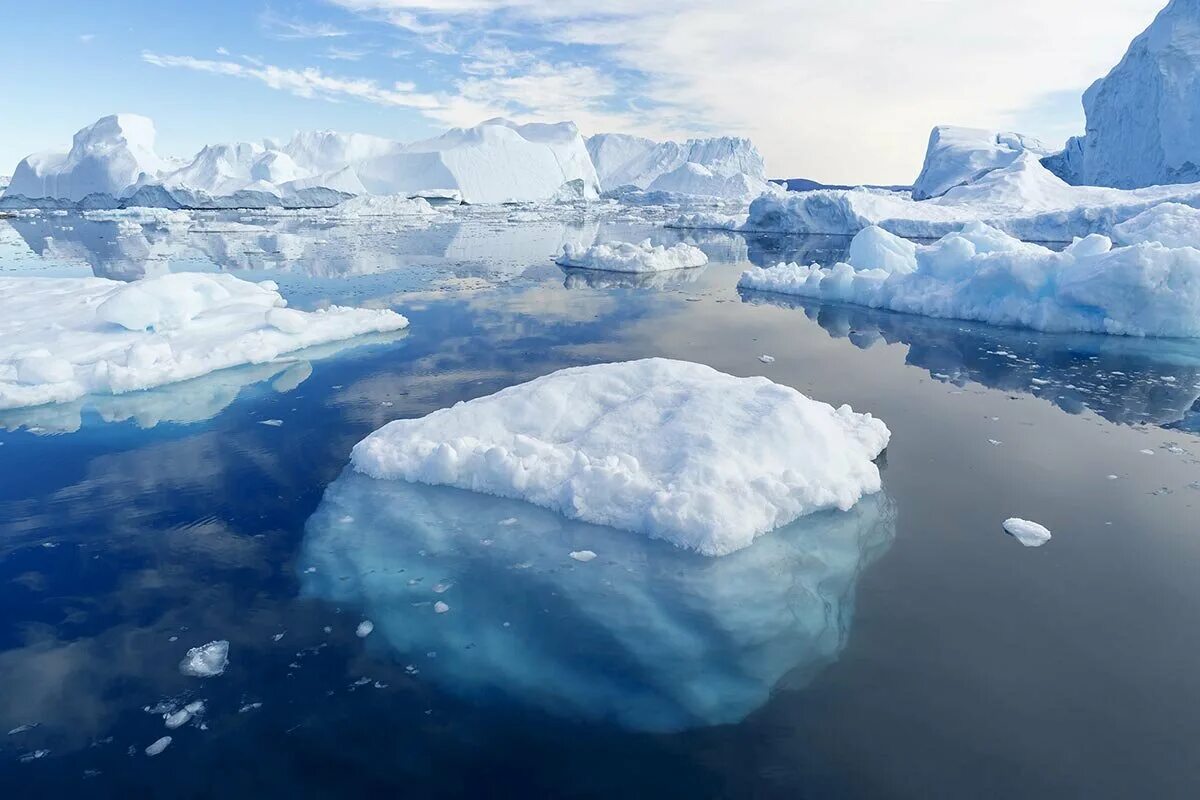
[3, 209, 1200, 798]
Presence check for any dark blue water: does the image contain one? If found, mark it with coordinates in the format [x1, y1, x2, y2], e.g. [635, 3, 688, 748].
[3, 211, 1200, 798]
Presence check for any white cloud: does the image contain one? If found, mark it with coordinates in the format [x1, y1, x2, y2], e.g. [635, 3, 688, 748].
[260, 11, 350, 40]
[327, 0, 1168, 183]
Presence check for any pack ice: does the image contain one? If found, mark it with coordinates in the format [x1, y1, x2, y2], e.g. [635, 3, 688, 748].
[300, 469, 895, 731]
[0, 272, 408, 409]
[350, 359, 890, 556]
[738, 222, 1200, 338]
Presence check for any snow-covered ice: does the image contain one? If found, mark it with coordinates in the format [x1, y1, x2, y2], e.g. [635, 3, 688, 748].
[179, 640, 229, 677]
[145, 736, 172, 756]
[556, 239, 708, 273]
[912, 127, 1049, 201]
[1002, 518, 1052, 547]
[739, 222, 1200, 337]
[299, 467, 895, 732]
[1111, 202, 1200, 248]
[586, 133, 767, 195]
[0, 272, 408, 410]
[350, 358, 889, 556]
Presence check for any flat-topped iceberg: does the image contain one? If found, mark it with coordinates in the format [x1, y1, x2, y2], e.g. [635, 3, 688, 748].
[300, 469, 895, 731]
[739, 222, 1200, 337]
[555, 239, 708, 273]
[350, 358, 889, 555]
[0, 272, 408, 409]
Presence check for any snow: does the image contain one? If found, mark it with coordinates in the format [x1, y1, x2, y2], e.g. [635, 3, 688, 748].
[0, 273, 408, 410]
[912, 127, 1049, 201]
[350, 358, 890, 556]
[6, 114, 167, 202]
[1003, 518, 1052, 547]
[1112, 202, 1200, 247]
[738, 222, 1200, 337]
[179, 640, 229, 677]
[556, 239, 709, 273]
[1052, 0, 1200, 189]
[299, 468, 895, 731]
[744, 154, 1200, 241]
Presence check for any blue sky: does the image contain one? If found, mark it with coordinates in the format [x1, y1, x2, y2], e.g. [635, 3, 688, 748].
[0, 0, 1169, 183]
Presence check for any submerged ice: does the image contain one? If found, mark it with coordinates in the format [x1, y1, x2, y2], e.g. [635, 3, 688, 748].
[350, 359, 890, 556]
[300, 470, 895, 732]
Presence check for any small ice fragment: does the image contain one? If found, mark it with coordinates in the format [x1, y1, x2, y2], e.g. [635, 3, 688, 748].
[145, 737, 172, 756]
[238, 703, 262, 714]
[569, 550, 597, 562]
[19, 749, 49, 763]
[272, 632, 285, 642]
[304, 567, 317, 574]
[8, 724, 37, 736]
[758, 355, 775, 363]
[179, 640, 229, 677]
[1140, 449, 1155, 455]
[163, 701, 203, 729]
[432, 582, 452, 594]
[433, 601, 450, 614]
[498, 518, 517, 526]
[1002, 518, 1052, 547]
[1107, 474, 1120, 480]
[259, 419, 284, 427]
[323, 626, 332, 634]
[356, 620, 374, 638]
[987, 439, 1002, 446]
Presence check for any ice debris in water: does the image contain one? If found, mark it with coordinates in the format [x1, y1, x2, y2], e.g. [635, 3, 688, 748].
[356, 620, 374, 638]
[555, 239, 708, 273]
[145, 737, 172, 757]
[350, 358, 889, 556]
[1002, 518, 1052, 547]
[433, 601, 450, 614]
[163, 701, 205, 729]
[569, 550, 597, 562]
[179, 640, 229, 677]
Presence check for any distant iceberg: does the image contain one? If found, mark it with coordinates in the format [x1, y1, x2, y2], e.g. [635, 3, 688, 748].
[586, 132, 774, 201]
[911, 126, 1049, 201]
[300, 469, 895, 731]
[350, 358, 889, 556]
[0, 272, 408, 409]
[739, 222, 1200, 338]
[556, 239, 708, 273]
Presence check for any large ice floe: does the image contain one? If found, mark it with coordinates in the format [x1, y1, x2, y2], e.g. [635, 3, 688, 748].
[350, 358, 889, 556]
[738, 222, 1200, 337]
[555, 239, 709, 273]
[1049, 0, 1200, 189]
[0, 272, 408, 409]
[300, 468, 895, 731]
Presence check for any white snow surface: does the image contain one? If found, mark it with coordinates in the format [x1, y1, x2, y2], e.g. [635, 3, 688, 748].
[556, 239, 709, 273]
[1003, 518, 1052, 547]
[350, 358, 890, 556]
[0, 273, 408, 410]
[912, 126, 1049, 201]
[179, 640, 229, 677]
[1054, 0, 1200, 188]
[738, 222, 1200, 337]
[1111, 202, 1200, 247]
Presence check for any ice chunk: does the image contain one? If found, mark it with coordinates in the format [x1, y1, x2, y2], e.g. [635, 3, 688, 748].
[739, 222, 1200, 338]
[912, 127, 1049, 201]
[179, 640, 229, 677]
[299, 470, 895, 732]
[355, 620, 374, 638]
[0, 273, 408, 410]
[568, 550, 597, 562]
[350, 359, 889, 556]
[1002, 518, 1052, 547]
[556, 239, 708, 273]
[145, 736, 172, 756]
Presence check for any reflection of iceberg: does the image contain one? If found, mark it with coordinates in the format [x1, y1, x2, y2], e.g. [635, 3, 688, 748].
[561, 265, 706, 289]
[299, 471, 894, 732]
[0, 332, 402, 434]
[744, 231, 853, 269]
[741, 291, 1200, 431]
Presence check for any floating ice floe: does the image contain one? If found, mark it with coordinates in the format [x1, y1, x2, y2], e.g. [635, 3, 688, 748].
[1002, 518, 1052, 547]
[300, 470, 895, 731]
[556, 239, 708, 273]
[0, 272, 408, 410]
[738, 222, 1200, 338]
[179, 640, 229, 677]
[350, 358, 889, 556]
[355, 620, 374, 638]
[145, 736, 172, 756]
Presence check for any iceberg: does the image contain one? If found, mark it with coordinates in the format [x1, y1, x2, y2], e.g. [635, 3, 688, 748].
[299, 468, 895, 732]
[912, 126, 1049, 201]
[350, 359, 890, 556]
[738, 222, 1200, 337]
[0, 272, 408, 409]
[1051, 0, 1200, 189]
[586, 133, 766, 191]
[1003, 518, 1052, 547]
[555, 239, 708, 273]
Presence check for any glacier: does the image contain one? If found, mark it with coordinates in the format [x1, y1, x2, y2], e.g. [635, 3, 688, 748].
[1051, 0, 1200, 189]
[0, 272, 408, 409]
[738, 222, 1200, 337]
[350, 358, 890, 556]
[299, 468, 894, 731]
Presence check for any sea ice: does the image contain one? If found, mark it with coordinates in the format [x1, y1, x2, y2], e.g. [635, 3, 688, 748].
[738, 222, 1200, 337]
[179, 641, 229, 677]
[556, 239, 708, 273]
[356, 620, 374, 638]
[299, 470, 895, 731]
[0, 272, 408, 410]
[350, 359, 889, 556]
[145, 736, 172, 756]
[1002, 518, 1052, 547]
